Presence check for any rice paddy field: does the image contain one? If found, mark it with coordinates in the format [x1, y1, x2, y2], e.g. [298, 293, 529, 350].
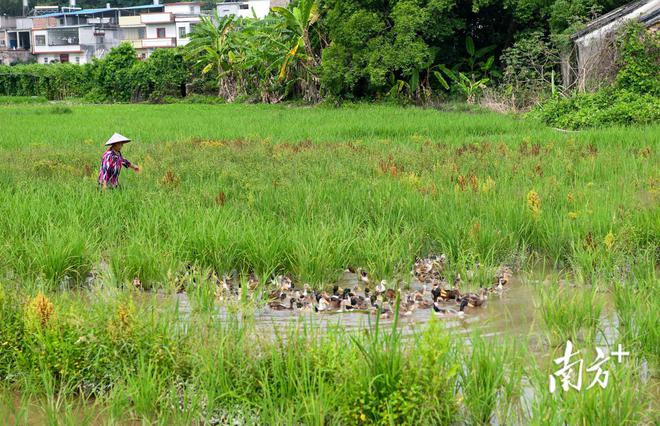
[0, 101, 658, 424]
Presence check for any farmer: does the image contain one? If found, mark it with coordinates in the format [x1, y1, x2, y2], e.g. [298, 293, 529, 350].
[98, 133, 140, 189]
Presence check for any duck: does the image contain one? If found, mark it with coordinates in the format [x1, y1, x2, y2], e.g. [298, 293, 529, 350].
[466, 260, 480, 281]
[415, 298, 434, 309]
[461, 288, 488, 308]
[317, 297, 331, 312]
[439, 288, 461, 301]
[496, 266, 512, 286]
[269, 298, 294, 311]
[433, 299, 467, 316]
[132, 277, 142, 289]
[430, 254, 447, 272]
[242, 271, 257, 291]
[273, 275, 293, 292]
[359, 270, 370, 285]
[431, 282, 442, 302]
[487, 277, 505, 293]
[414, 285, 427, 301]
[344, 266, 357, 274]
[375, 280, 387, 295]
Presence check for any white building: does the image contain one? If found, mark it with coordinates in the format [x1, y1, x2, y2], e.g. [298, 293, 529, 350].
[216, 0, 272, 19]
[119, 2, 202, 59]
[563, 0, 660, 90]
[3, 17, 32, 51]
[30, 8, 124, 64]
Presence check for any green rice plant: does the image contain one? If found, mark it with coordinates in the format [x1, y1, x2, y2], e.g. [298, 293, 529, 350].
[180, 265, 218, 314]
[0, 387, 30, 425]
[527, 352, 654, 425]
[459, 333, 518, 425]
[122, 355, 168, 422]
[0, 103, 657, 286]
[49, 105, 73, 115]
[349, 301, 406, 424]
[8, 227, 91, 289]
[109, 239, 170, 289]
[538, 284, 603, 345]
[614, 281, 659, 366]
[405, 316, 461, 424]
[0, 95, 48, 104]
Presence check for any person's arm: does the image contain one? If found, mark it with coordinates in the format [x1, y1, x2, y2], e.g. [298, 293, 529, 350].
[122, 157, 139, 172]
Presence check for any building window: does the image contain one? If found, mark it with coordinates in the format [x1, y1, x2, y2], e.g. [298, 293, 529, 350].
[156, 28, 166, 38]
[43, 57, 49, 64]
[240, 4, 249, 9]
[35, 35, 46, 46]
[75, 56, 80, 64]
[178, 27, 186, 38]
[138, 28, 146, 39]
[96, 36, 104, 44]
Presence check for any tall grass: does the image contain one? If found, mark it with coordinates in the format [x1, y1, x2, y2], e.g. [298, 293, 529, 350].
[0, 103, 657, 422]
[527, 351, 655, 425]
[538, 284, 604, 345]
[0, 103, 657, 287]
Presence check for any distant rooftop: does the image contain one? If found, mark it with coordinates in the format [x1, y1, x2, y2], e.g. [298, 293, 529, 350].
[571, 0, 659, 40]
[33, 4, 167, 19]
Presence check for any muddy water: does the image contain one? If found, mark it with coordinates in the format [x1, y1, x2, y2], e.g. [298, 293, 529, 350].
[172, 272, 617, 350]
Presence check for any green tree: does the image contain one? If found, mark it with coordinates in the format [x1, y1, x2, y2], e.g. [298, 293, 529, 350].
[186, 14, 239, 100]
[273, 0, 322, 101]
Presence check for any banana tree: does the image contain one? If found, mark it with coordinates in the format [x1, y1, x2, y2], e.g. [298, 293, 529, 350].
[186, 13, 238, 99]
[272, 0, 321, 101]
[461, 35, 499, 80]
[434, 65, 489, 104]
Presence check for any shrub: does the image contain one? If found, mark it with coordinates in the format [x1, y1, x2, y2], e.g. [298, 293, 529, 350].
[90, 43, 138, 102]
[532, 88, 660, 129]
[616, 23, 660, 96]
[533, 23, 660, 129]
[0, 63, 91, 99]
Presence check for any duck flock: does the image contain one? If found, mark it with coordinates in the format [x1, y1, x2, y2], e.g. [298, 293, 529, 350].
[165, 254, 512, 319]
[188, 254, 509, 320]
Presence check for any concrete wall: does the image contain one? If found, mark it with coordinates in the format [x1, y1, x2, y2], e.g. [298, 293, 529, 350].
[217, 0, 271, 19]
[0, 16, 17, 29]
[35, 52, 87, 64]
[145, 23, 176, 39]
[571, 0, 660, 90]
[0, 49, 33, 65]
[165, 4, 201, 15]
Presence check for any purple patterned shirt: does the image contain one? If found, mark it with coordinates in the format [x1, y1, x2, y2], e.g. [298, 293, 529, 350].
[98, 149, 131, 187]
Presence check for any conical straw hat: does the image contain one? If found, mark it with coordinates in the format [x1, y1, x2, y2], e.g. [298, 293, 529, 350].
[104, 133, 131, 146]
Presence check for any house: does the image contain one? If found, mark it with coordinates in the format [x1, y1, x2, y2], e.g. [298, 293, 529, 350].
[118, 2, 202, 59]
[216, 0, 274, 19]
[0, 15, 33, 64]
[562, 0, 660, 90]
[30, 7, 124, 64]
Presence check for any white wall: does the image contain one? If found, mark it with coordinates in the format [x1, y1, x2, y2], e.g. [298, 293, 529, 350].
[217, 0, 271, 19]
[165, 4, 201, 15]
[145, 23, 176, 38]
[36, 53, 88, 64]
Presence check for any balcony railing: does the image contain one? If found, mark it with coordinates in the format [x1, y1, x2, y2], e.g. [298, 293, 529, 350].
[140, 13, 173, 24]
[118, 16, 143, 27]
[130, 37, 176, 48]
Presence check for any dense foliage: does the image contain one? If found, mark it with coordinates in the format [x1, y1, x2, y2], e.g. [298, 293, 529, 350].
[2, 0, 658, 118]
[534, 23, 660, 128]
[0, 44, 188, 101]
[532, 88, 660, 129]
